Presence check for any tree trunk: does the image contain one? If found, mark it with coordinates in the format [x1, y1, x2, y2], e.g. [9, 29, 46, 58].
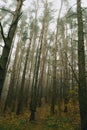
[3, 35, 21, 112]
[16, 39, 31, 115]
[51, 0, 63, 114]
[0, 0, 22, 97]
[29, 0, 48, 121]
[77, 0, 87, 129]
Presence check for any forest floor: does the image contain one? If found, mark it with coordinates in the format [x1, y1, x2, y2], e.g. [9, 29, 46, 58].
[0, 101, 81, 130]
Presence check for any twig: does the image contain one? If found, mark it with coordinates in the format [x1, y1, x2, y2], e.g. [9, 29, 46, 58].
[0, 7, 14, 15]
[0, 22, 7, 44]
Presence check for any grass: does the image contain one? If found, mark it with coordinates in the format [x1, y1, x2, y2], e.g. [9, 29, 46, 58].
[0, 102, 81, 130]
[0, 117, 74, 130]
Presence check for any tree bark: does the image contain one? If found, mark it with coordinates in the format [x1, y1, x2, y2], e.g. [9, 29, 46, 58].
[29, 3, 47, 120]
[16, 40, 31, 115]
[0, 0, 22, 97]
[77, 0, 87, 129]
[51, 0, 63, 114]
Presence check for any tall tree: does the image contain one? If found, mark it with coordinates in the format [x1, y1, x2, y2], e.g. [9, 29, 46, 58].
[16, 39, 31, 115]
[51, 0, 63, 114]
[77, 0, 87, 129]
[29, 0, 48, 121]
[0, 0, 23, 97]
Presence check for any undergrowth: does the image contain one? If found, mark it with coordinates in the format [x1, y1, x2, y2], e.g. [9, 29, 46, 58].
[0, 102, 81, 130]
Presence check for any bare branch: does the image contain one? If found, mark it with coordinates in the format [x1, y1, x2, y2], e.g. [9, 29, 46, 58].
[0, 22, 6, 44]
[0, 7, 14, 15]
[67, 13, 77, 18]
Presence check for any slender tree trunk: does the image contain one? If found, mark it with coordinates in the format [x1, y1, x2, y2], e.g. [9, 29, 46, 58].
[37, 49, 48, 107]
[45, 57, 50, 103]
[29, 45, 40, 120]
[51, 0, 63, 114]
[16, 39, 31, 115]
[29, 0, 48, 121]
[37, 22, 48, 107]
[29, 32, 43, 121]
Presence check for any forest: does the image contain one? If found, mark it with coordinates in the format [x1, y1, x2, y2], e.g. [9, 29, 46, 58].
[0, 0, 87, 130]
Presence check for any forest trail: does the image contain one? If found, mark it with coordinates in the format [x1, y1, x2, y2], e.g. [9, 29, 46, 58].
[0, 103, 80, 130]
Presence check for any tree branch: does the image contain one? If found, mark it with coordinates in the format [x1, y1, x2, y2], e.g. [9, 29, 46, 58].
[0, 7, 15, 15]
[0, 22, 7, 44]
